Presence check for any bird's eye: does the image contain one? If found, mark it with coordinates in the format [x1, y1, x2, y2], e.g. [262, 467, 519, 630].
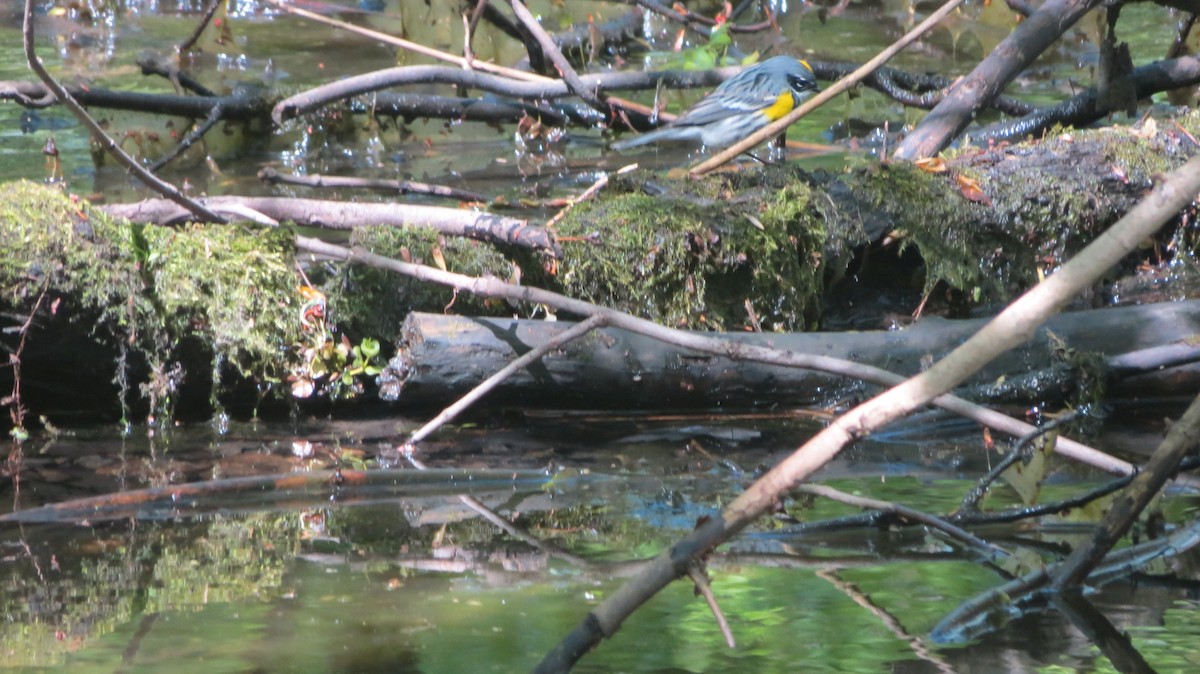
[788, 74, 814, 92]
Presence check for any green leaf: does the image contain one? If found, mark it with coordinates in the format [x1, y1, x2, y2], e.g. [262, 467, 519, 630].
[359, 337, 380, 358]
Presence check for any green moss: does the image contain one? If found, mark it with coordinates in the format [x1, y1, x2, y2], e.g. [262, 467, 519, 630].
[143, 221, 298, 378]
[925, 112, 1200, 304]
[0, 181, 299, 419]
[552, 166, 833, 330]
[323, 225, 522, 339]
[841, 161, 994, 299]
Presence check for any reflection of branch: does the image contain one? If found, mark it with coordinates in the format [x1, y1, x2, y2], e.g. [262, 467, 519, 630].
[21, 0, 225, 223]
[178, 0, 223, 53]
[798, 484, 1009, 561]
[1051, 592, 1156, 674]
[113, 612, 161, 674]
[533, 153, 1200, 672]
[146, 103, 223, 173]
[137, 51, 217, 97]
[455, 494, 592, 567]
[817, 569, 955, 674]
[688, 564, 735, 648]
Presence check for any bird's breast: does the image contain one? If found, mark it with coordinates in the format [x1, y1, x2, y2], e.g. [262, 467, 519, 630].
[761, 91, 796, 122]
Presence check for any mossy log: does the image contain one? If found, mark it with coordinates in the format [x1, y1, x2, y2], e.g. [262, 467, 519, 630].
[382, 302, 1200, 411]
[2, 116, 1198, 421]
[552, 113, 1200, 331]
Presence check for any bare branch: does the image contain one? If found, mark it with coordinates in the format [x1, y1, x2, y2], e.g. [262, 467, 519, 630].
[21, 0, 226, 223]
[691, 0, 965, 175]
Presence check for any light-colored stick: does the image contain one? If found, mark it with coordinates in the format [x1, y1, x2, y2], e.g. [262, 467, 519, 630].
[690, 0, 966, 175]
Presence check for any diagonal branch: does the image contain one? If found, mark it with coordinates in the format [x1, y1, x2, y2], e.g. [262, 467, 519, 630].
[690, 0, 965, 175]
[894, 0, 1106, 160]
[21, 0, 226, 223]
[509, 0, 608, 113]
[532, 153, 1200, 672]
[294, 234, 1139, 479]
[1051, 388, 1200, 589]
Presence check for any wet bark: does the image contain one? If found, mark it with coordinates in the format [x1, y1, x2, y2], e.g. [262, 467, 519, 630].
[383, 301, 1200, 410]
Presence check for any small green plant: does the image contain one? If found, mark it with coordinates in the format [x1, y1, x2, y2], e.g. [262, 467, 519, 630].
[288, 287, 383, 400]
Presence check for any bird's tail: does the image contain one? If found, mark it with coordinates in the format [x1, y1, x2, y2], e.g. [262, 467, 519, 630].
[610, 127, 673, 151]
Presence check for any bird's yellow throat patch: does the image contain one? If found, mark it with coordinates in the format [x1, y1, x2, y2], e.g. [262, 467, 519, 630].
[761, 91, 796, 122]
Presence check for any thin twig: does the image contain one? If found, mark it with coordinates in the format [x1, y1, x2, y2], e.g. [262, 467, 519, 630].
[147, 103, 223, 173]
[948, 458, 1200, 526]
[958, 408, 1084, 513]
[690, 0, 966, 175]
[687, 564, 736, 648]
[21, 0, 226, 223]
[403, 314, 608, 446]
[816, 569, 957, 674]
[544, 163, 637, 228]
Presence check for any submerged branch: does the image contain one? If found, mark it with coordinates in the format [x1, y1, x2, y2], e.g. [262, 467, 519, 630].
[1051, 390, 1200, 589]
[257, 168, 489, 203]
[533, 154, 1200, 672]
[968, 54, 1200, 145]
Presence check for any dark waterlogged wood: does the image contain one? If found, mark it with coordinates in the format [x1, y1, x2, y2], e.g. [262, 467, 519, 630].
[382, 300, 1200, 409]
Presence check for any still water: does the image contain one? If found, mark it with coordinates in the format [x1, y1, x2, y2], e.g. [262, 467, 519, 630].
[3, 413, 1200, 672]
[2, 0, 1198, 671]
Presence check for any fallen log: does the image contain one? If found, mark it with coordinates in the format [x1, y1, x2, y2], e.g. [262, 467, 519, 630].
[382, 301, 1200, 409]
